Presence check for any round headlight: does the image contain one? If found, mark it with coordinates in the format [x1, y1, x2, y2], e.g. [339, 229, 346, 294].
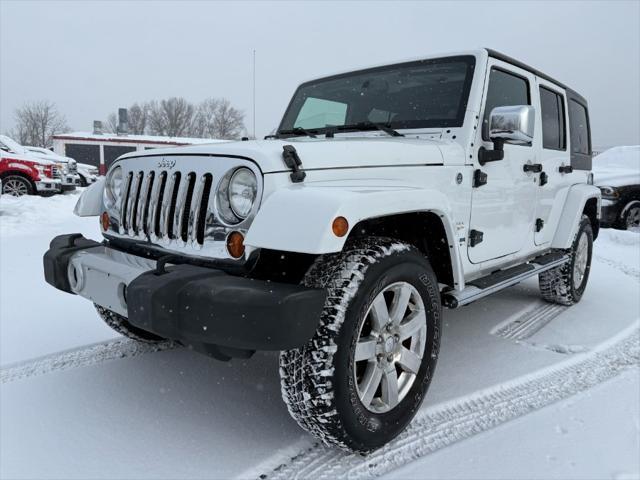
[228, 168, 257, 219]
[105, 166, 123, 208]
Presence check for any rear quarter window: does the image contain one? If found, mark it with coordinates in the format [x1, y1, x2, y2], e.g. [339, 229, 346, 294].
[569, 100, 590, 155]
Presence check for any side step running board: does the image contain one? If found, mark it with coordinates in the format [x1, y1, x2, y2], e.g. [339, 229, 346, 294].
[443, 251, 569, 308]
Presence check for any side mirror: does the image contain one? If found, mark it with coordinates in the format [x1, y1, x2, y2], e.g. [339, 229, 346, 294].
[489, 105, 535, 145]
[479, 105, 535, 165]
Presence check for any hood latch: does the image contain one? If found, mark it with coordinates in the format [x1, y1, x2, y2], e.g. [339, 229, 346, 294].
[282, 145, 306, 183]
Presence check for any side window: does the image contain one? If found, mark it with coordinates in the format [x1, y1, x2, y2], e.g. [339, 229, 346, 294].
[569, 100, 590, 155]
[539, 86, 566, 150]
[294, 97, 347, 129]
[482, 68, 530, 140]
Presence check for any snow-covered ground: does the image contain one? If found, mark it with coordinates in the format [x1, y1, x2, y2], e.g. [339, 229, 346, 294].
[0, 190, 638, 479]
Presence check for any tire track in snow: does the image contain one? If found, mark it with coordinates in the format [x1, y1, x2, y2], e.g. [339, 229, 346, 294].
[0, 338, 177, 384]
[258, 323, 640, 480]
[594, 254, 640, 280]
[492, 303, 567, 341]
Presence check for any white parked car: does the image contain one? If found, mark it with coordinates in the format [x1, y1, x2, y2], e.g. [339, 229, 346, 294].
[25, 146, 98, 188]
[43, 49, 600, 453]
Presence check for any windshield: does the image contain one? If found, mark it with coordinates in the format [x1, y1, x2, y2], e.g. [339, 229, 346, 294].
[279, 56, 475, 135]
[0, 135, 28, 155]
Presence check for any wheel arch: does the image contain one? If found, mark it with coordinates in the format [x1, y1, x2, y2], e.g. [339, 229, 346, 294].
[347, 211, 459, 288]
[0, 170, 37, 192]
[551, 184, 601, 249]
[245, 184, 464, 288]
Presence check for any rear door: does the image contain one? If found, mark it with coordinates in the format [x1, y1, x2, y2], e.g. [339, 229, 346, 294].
[468, 60, 538, 263]
[533, 81, 571, 245]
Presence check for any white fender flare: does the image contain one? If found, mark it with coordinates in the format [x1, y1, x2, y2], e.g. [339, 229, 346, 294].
[74, 177, 105, 217]
[245, 183, 464, 287]
[551, 183, 601, 249]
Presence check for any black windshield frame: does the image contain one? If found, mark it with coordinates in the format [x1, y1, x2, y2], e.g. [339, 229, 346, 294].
[278, 55, 476, 135]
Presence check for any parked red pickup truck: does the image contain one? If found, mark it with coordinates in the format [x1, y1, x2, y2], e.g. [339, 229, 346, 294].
[0, 151, 61, 196]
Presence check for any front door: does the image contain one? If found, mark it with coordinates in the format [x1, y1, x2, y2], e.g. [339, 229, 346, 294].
[468, 60, 538, 264]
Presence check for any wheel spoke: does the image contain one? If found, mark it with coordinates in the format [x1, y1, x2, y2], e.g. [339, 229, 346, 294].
[355, 337, 378, 362]
[359, 366, 383, 407]
[370, 294, 390, 331]
[398, 310, 425, 340]
[389, 284, 412, 325]
[381, 368, 399, 407]
[398, 347, 422, 374]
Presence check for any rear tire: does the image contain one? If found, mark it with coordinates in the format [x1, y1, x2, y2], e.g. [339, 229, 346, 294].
[539, 215, 593, 305]
[279, 237, 442, 453]
[95, 304, 164, 343]
[1, 175, 33, 196]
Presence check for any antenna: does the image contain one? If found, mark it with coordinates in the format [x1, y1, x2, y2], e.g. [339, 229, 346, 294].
[252, 49, 256, 139]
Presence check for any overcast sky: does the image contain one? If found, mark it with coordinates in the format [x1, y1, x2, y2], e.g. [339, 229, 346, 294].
[1, 0, 638, 146]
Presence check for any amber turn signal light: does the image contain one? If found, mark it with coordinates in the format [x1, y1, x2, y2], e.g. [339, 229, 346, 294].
[101, 211, 110, 231]
[226, 231, 245, 258]
[332, 216, 349, 237]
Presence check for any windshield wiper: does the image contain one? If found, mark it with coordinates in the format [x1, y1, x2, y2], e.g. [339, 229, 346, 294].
[337, 122, 404, 137]
[277, 127, 317, 138]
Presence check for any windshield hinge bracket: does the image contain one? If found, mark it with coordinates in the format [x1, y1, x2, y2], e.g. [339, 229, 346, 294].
[282, 145, 306, 183]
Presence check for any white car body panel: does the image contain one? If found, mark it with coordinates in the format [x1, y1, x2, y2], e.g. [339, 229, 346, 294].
[74, 178, 105, 216]
[551, 183, 600, 249]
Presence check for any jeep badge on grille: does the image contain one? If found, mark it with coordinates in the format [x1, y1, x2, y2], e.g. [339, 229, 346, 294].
[157, 158, 176, 169]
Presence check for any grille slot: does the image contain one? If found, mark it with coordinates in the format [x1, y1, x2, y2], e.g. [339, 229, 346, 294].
[196, 174, 213, 244]
[116, 165, 226, 248]
[141, 171, 155, 236]
[166, 172, 181, 240]
[180, 173, 197, 242]
[154, 171, 168, 238]
[130, 172, 144, 234]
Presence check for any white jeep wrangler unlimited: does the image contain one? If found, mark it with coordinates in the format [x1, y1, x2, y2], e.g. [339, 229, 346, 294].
[44, 49, 600, 453]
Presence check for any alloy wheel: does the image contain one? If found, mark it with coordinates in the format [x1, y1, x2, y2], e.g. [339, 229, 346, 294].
[353, 281, 427, 413]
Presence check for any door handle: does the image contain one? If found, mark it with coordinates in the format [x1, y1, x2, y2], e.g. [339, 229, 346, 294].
[523, 163, 543, 173]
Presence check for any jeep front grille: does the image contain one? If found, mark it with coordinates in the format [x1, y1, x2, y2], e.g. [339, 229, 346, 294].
[120, 169, 214, 245]
[105, 155, 262, 260]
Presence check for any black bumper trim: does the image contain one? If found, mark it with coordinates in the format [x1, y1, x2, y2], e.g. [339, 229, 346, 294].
[43, 234, 103, 293]
[43, 233, 327, 351]
[126, 264, 326, 351]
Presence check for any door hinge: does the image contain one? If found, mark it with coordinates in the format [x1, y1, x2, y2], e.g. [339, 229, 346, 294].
[558, 165, 573, 174]
[535, 218, 544, 232]
[469, 229, 484, 247]
[539, 171, 548, 186]
[473, 169, 488, 188]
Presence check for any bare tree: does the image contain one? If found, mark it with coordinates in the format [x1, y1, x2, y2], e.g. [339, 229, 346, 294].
[10, 101, 69, 147]
[148, 97, 195, 137]
[128, 102, 151, 135]
[192, 98, 245, 140]
[105, 112, 118, 133]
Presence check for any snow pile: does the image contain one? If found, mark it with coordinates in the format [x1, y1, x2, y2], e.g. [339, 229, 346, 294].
[0, 190, 99, 238]
[593, 145, 640, 187]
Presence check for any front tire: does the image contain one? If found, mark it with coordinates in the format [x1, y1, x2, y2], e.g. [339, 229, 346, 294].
[621, 201, 640, 231]
[2, 175, 33, 196]
[279, 237, 442, 453]
[539, 215, 593, 305]
[95, 304, 164, 343]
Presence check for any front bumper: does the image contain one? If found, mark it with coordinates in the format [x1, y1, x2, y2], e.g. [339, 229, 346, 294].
[43, 234, 326, 352]
[36, 178, 62, 193]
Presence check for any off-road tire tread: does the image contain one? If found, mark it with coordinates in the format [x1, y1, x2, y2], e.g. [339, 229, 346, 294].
[539, 215, 592, 306]
[95, 304, 164, 343]
[279, 236, 416, 453]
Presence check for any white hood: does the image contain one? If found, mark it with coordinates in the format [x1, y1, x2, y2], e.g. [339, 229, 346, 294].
[119, 136, 446, 173]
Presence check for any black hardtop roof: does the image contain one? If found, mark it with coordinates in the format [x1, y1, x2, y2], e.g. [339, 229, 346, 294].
[486, 48, 588, 106]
